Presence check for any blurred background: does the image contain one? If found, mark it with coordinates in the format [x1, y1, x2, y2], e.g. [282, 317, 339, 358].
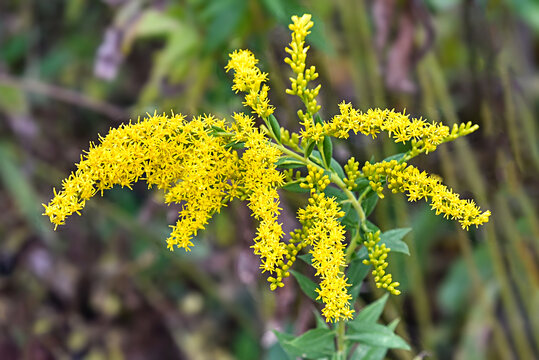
[0, 0, 538, 359]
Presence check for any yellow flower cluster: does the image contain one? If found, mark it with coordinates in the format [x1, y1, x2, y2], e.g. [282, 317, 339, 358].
[43, 112, 287, 273]
[231, 113, 287, 272]
[363, 160, 491, 229]
[303, 102, 479, 153]
[292, 165, 354, 322]
[284, 14, 321, 130]
[298, 190, 353, 322]
[225, 50, 274, 119]
[43, 113, 234, 250]
[362, 231, 401, 295]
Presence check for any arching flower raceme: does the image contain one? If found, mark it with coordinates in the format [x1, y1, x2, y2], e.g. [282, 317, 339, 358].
[362, 160, 491, 229]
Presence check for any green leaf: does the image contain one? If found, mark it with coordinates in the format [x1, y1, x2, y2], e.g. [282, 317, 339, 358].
[380, 228, 411, 255]
[203, 0, 247, 51]
[323, 186, 348, 202]
[382, 152, 407, 163]
[298, 253, 313, 265]
[361, 191, 379, 217]
[438, 243, 492, 314]
[330, 158, 346, 179]
[134, 10, 182, 37]
[346, 323, 410, 350]
[225, 141, 245, 150]
[364, 220, 380, 233]
[309, 151, 345, 179]
[268, 114, 281, 142]
[313, 309, 329, 329]
[314, 113, 324, 125]
[260, 0, 334, 54]
[275, 157, 304, 169]
[349, 319, 402, 360]
[341, 208, 359, 231]
[0, 143, 52, 242]
[0, 84, 27, 115]
[282, 181, 309, 193]
[273, 330, 296, 360]
[304, 140, 316, 158]
[290, 270, 320, 302]
[274, 328, 336, 359]
[387, 318, 400, 331]
[322, 136, 333, 169]
[354, 178, 370, 193]
[355, 246, 368, 260]
[347, 258, 370, 300]
[351, 294, 389, 325]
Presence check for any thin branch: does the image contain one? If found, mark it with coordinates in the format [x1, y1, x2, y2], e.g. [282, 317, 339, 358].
[0, 72, 128, 120]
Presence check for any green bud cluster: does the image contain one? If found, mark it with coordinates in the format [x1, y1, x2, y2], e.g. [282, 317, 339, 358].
[280, 127, 301, 151]
[267, 229, 308, 290]
[343, 157, 361, 190]
[362, 231, 401, 295]
[362, 160, 408, 198]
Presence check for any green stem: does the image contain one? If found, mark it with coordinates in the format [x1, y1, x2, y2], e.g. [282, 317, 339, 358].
[336, 320, 347, 359]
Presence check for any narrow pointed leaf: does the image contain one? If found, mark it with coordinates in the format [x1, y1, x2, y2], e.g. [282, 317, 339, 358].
[380, 228, 411, 255]
[268, 114, 281, 142]
[346, 323, 410, 350]
[290, 269, 319, 302]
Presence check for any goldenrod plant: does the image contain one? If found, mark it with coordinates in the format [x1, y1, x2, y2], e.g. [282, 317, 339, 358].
[43, 14, 490, 359]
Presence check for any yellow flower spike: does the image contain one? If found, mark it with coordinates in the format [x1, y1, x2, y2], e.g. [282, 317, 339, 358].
[363, 161, 491, 229]
[303, 102, 479, 154]
[43, 113, 238, 252]
[226, 50, 274, 119]
[362, 231, 401, 295]
[284, 14, 321, 134]
[287, 163, 354, 321]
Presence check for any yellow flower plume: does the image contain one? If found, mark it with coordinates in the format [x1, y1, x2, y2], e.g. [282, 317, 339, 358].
[225, 50, 274, 119]
[304, 102, 479, 153]
[363, 160, 491, 229]
[284, 14, 321, 132]
[43, 112, 287, 273]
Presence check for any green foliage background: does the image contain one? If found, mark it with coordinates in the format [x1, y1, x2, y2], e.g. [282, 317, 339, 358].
[0, 0, 538, 359]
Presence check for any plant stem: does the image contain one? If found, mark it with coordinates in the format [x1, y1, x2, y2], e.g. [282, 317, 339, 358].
[336, 320, 347, 359]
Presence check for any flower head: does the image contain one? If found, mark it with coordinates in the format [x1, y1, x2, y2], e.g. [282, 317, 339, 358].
[226, 50, 274, 118]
